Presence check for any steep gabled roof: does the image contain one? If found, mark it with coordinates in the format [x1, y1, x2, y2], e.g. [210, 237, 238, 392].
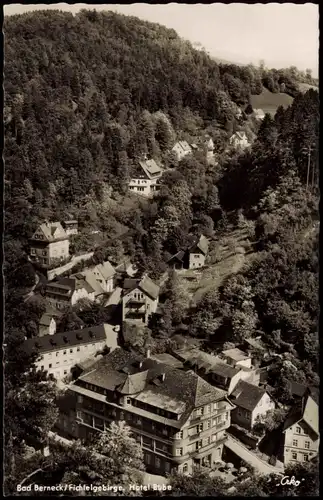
[79, 270, 105, 295]
[31, 222, 68, 242]
[189, 234, 209, 255]
[283, 394, 319, 437]
[66, 275, 96, 294]
[167, 250, 186, 263]
[39, 313, 56, 327]
[231, 380, 268, 411]
[123, 275, 159, 300]
[138, 159, 162, 179]
[211, 362, 240, 379]
[172, 141, 192, 154]
[95, 261, 116, 280]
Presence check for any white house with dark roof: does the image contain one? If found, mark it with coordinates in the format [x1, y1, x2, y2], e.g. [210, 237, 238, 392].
[187, 234, 209, 269]
[39, 313, 57, 337]
[29, 222, 70, 267]
[167, 235, 209, 271]
[129, 158, 163, 197]
[24, 324, 119, 380]
[122, 275, 160, 325]
[57, 347, 235, 475]
[229, 131, 250, 149]
[230, 380, 275, 430]
[172, 141, 192, 161]
[278, 394, 319, 465]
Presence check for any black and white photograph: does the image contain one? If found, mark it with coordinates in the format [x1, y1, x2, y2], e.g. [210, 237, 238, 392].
[3, 2, 319, 496]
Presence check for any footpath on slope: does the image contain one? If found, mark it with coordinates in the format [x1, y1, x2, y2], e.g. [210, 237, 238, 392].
[225, 433, 283, 476]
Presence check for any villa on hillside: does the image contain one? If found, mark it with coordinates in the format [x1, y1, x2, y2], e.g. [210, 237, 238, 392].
[230, 380, 276, 430]
[275, 394, 319, 466]
[172, 141, 192, 161]
[129, 157, 164, 197]
[122, 274, 160, 325]
[29, 222, 70, 267]
[229, 131, 250, 150]
[167, 235, 209, 270]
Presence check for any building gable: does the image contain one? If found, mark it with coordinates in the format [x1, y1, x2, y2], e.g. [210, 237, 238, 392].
[31, 226, 49, 242]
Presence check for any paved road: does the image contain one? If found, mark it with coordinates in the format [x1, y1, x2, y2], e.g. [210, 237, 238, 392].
[225, 434, 283, 476]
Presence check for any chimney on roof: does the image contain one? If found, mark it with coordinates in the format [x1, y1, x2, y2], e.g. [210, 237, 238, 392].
[161, 373, 166, 382]
[146, 349, 151, 359]
[139, 361, 143, 369]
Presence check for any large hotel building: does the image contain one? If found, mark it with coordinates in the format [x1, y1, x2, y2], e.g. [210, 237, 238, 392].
[57, 348, 235, 475]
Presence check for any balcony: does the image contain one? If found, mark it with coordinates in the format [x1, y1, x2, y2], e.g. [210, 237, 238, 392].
[127, 298, 146, 306]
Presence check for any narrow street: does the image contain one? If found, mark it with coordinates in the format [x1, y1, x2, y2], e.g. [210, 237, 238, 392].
[225, 434, 283, 476]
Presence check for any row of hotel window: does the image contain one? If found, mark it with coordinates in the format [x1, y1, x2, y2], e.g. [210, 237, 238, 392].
[76, 412, 224, 456]
[44, 344, 97, 357]
[78, 391, 226, 422]
[76, 406, 228, 439]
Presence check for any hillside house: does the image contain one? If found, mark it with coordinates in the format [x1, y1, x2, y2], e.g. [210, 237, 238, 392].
[24, 324, 118, 380]
[62, 220, 78, 236]
[75, 261, 116, 300]
[93, 261, 116, 292]
[278, 394, 319, 465]
[29, 222, 69, 267]
[220, 348, 252, 369]
[172, 141, 192, 161]
[57, 348, 235, 475]
[187, 234, 209, 269]
[45, 276, 96, 310]
[129, 158, 163, 197]
[167, 235, 209, 271]
[254, 108, 265, 120]
[39, 313, 57, 337]
[229, 131, 250, 149]
[230, 380, 275, 430]
[167, 251, 187, 271]
[122, 275, 160, 325]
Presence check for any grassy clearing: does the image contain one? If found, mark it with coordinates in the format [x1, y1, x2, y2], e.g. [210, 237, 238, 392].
[175, 228, 258, 307]
[250, 88, 293, 116]
[298, 82, 318, 93]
